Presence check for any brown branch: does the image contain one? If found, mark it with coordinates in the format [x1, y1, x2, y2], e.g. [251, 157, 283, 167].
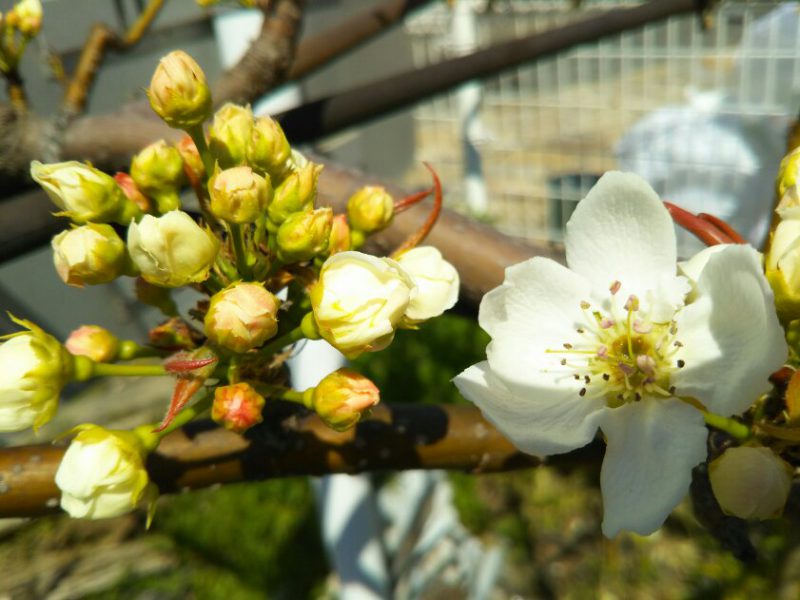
[61, 0, 165, 115]
[0, 403, 604, 518]
[288, 0, 433, 80]
[212, 0, 305, 107]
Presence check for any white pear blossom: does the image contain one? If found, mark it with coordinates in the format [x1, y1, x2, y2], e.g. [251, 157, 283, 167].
[127, 210, 219, 288]
[395, 246, 459, 323]
[311, 251, 415, 358]
[55, 425, 155, 519]
[454, 172, 787, 537]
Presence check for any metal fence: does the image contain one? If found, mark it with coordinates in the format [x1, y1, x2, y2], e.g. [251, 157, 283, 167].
[403, 0, 797, 254]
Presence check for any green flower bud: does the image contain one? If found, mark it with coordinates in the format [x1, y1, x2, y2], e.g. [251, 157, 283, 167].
[347, 186, 394, 234]
[30, 160, 141, 225]
[311, 368, 380, 432]
[208, 166, 271, 224]
[130, 140, 186, 212]
[327, 214, 351, 256]
[208, 103, 254, 169]
[268, 162, 323, 226]
[276, 207, 333, 263]
[51, 224, 128, 287]
[148, 50, 212, 130]
[247, 115, 291, 178]
[777, 147, 800, 213]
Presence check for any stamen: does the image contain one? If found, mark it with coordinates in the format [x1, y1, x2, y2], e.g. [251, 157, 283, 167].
[579, 388, 587, 397]
[600, 318, 615, 329]
[576, 328, 585, 334]
[609, 280, 621, 295]
[560, 358, 567, 366]
[584, 375, 591, 384]
[563, 343, 573, 349]
[580, 300, 591, 310]
[677, 359, 685, 369]
[597, 345, 609, 359]
[636, 355, 656, 376]
[624, 295, 640, 312]
[633, 319, 652, 334]
[602, 373, 610, 381]
[573, 374, 581, 380]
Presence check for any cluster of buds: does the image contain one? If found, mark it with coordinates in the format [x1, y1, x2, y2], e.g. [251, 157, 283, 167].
[12, 49, 460, 523]
[0, 0, 42, 74]
[768, 147, 800, 327]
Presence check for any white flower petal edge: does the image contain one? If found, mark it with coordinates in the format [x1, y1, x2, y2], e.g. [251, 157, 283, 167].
[599, 399, 707, 537]
[480, 257, 592, 397]
[674, 245, 787, 416]
[455, 362, 607, 456]
[566, 171, 677, 301]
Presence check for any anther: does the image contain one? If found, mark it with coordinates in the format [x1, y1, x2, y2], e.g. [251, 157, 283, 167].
[602, 373, 610, 381]
[609, 280, 621, 295]
[635, 392, 642, 402]
[597, 345, 609, 359]
[636, 355, 656, 376]
[579, 388, 587, 397]
[677, 359, 685, 368]
[668, 386, 676, 394]
[673, 341, 683, 348]
[600, 318, 614, 329]
[563, 343, 573, 349]
[580, 300, 591, 310]
[560, 358, 567, 366]
[584, 375, 591, 384]
[573, 374, 581, 380]
[633, 319, 652, 334]
[624, 295, 639, 311]
[576, 328, 585, 334]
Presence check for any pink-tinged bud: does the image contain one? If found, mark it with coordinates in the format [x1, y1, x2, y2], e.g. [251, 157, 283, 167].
[176, 135, 205, 182]
[347, 186, 394, 234]
[212, 382, 265, 433]
[65, 325, 120, 363]
[208, 103, 254, 169]
[204, 282, 280, 353]
[208, 166, 272, 224]
[312, 368, 380, 431]
[268, 162, 323, 225]
[51, 224, 127, 287]
[148, 51, 212, 130]
[247, 115, 291, 178]
[130, 140, 186, 212]
[709, 446, 793, 520]
[327, 214, 351, 255]
[114, 173, 151, 212]
[276, 207, 333, 263]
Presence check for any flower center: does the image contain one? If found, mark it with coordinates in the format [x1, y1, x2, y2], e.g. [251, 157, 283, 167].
[550, 281, 685, 408]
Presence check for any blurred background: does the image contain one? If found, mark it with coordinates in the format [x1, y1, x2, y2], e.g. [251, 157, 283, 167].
[2, 0, 800, 598]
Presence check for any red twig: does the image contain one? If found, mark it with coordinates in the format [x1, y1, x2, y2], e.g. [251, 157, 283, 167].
[391, 163, 442, 257]
[664, 201, 737, 246]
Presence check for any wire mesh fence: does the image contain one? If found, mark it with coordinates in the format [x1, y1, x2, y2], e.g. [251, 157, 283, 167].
[403, 0, 797, 254]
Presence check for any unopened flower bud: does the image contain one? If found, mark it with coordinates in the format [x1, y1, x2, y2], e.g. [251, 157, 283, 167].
[347, 186, 394, 234]
[208, 166, 271, 224]
[777, 147, 800, 214]
[766, 216, 800, 323]
[709, 446, 793, 520]
[136, 277, 179, 317]
[276, 208, 333, 263]
[395, 246, 459, 324]
[148, 317, 197, 350]
[52, 224, 127, 287]
[311, 251, 414, 358]
[65, 325, 120, 363]
[31, 161, 141, 225]
[327, 214, 351, 255]
[9, 0, 42, 36]
[0, 317, 73, 431]
[205, 282, 280, 352]
[130, 140, 186, 212]
[148, 50, 212, 130]
[55, 424, 155, 519]
[268, 162, 323, 225]
[311, 368, 379, 431]
[114, 173, 151, 212]
[208, 103, 253, 168]
[177, 135, 205, 182]
[247, 115, 291, 178]
[212, 382, 265, 433]
[127, 211, 219, 287]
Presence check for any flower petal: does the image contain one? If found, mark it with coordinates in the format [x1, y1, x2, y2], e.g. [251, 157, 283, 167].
[674, 245, 787, 416]
[454, 362, 606, 456]
[566, 172, 677, 299]
[479, 257, 592, 395]
[599, 399, 707, 537]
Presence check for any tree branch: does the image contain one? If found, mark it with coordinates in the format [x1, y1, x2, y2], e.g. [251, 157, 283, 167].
[0, 402, 604, 518]
[212, 0, 305, 107]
